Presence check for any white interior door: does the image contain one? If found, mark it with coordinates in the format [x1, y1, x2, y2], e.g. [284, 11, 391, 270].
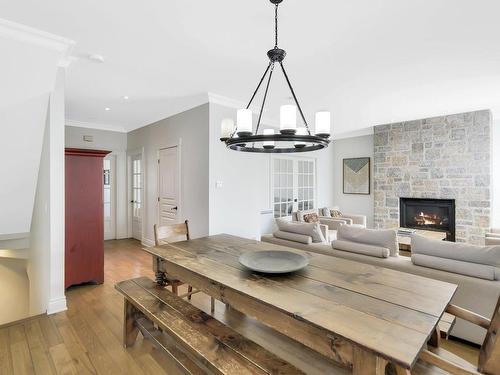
[158, 146, 180, 226]
[131, 154, 143, 240]
[103, 156, 116, 240]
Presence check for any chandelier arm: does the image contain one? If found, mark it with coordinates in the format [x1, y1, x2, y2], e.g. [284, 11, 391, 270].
[279, 62, 311, 135]
[246, 62, 272, 110]
[255, 63, 275, 135]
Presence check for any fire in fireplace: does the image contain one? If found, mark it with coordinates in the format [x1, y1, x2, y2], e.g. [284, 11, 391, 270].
[400, 198, 455, 241]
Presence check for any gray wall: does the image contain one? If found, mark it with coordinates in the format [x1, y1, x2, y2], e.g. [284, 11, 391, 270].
[373, 110, 491, 244]
[332, 135, 375, 227]
[65, 125, 129, 239]
[127, 104, 210, 242]
[65, 126, 127, 151]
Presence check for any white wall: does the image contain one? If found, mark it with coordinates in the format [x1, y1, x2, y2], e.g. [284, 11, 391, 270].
[27, 110, 51, 316]
[492, 119, 500, 228]
[332, 134, 375, 227]
[0, 94, 50, 236]
[127, 104, 210, 243]
[0, 258, 29, 325]
[208, 103, 335, 239]
[65, 126, 128, 238]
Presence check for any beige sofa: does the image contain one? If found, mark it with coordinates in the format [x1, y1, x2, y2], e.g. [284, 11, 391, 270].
[486, 228, 500, 245]
[261, 231, 500, 345]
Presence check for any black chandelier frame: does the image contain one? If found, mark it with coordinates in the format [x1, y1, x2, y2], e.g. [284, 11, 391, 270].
[220, 0, 330, 153]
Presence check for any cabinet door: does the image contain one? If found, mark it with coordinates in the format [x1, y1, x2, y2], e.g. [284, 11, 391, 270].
[65, 149, 108, 288]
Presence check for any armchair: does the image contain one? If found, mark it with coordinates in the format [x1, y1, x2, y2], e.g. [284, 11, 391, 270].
[319, 207, 367, 228]
[291, 209, 346, 231]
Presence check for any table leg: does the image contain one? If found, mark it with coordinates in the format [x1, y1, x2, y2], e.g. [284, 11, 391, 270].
[352, 347, 388, 375]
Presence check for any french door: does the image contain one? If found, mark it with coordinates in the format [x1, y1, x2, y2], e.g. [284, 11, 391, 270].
[131, 154, 143, 240]
[103, 156, 115, 240]
[272, 157, 316, 218]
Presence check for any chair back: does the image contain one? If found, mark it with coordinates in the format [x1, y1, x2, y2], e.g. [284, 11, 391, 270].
[479, 295, 500, 374]
[154, 220, 190, 246]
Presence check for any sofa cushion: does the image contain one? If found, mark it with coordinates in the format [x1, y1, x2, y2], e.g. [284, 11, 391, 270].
[273, 231, 312, 244]
[275, 219, 326, 243]
[332, 240, 390, 258]
[412, 254, 499, 281]
[337, 225, 399, 257]
[411, 234, 500, 267]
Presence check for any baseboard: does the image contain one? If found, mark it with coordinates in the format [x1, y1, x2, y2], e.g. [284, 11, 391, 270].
[142, 237, 155, 247]
[0, 313, 46, 329]
[47, 297, 67, 314]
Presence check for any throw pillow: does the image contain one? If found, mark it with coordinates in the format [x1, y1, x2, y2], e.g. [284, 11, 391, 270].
[303, 213, 319, 223]
[330, 209, 343, 218]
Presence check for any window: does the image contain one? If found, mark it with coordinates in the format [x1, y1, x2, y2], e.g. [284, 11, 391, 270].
[272, 157, 316, 218]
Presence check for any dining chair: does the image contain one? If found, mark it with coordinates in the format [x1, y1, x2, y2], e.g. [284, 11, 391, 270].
[414, 295, 499, 375]
[153, 220, 215, 313]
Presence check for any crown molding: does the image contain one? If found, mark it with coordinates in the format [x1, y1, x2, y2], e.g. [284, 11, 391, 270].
[66, 119, 128, 133]
[332, 126, 374, 140]
[0, 18, 75, 67]
[207, 92, 279, 127]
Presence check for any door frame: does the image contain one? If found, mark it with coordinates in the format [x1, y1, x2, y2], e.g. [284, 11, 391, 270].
[103, 154, 117, 240]
[157, 140, 182, 227]
[127, 147, 146, 242]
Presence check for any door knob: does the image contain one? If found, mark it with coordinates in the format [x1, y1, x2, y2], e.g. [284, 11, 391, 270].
[172, 206, 178, 210]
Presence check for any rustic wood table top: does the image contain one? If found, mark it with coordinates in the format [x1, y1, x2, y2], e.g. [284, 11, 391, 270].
[145, 234, 457, 373]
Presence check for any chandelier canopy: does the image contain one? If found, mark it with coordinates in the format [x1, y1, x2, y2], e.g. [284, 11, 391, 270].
[220, 0, 331, 153]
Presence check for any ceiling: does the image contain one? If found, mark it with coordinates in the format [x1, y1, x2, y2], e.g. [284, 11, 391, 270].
[1, 0, 500, 135]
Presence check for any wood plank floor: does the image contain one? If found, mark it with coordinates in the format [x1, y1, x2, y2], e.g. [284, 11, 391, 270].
[0, 239, 480, 374]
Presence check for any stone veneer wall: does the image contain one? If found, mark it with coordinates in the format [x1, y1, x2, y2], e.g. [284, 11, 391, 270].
[373, 110, 491, 244]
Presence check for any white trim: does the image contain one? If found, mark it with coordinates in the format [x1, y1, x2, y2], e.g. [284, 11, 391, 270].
[0, 18, 74, 52]
[47, 297, 67, 315]
[66, 119, 127, 133]
[333, 127, 374, 140]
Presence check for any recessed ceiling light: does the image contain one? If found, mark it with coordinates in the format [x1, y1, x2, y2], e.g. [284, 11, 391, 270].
[105, 107, 111, 111]
[123, 96, 129, 100]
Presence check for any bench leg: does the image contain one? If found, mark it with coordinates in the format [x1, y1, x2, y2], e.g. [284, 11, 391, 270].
[123, 300, 140, 348]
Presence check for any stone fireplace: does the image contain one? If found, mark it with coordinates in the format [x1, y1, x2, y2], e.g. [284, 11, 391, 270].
[399, 198, 455, 241]
[373, 110, 491, 244]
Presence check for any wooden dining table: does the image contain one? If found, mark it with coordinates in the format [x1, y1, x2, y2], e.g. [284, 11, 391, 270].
[145, 234, 458, 374]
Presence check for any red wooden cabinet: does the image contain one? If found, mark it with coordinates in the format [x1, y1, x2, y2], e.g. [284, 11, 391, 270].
[65, 148, 110, 288]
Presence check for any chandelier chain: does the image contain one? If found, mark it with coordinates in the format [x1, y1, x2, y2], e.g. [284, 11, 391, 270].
[274, 4, 278, 48]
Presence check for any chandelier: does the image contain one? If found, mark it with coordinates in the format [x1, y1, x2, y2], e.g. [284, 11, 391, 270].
[219, 0, 331, 153]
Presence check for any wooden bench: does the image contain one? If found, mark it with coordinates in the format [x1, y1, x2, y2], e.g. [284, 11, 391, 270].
[115, 277, 304, 375]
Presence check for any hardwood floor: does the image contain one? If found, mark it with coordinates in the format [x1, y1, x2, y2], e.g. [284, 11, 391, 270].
[0, 239, 480, 374]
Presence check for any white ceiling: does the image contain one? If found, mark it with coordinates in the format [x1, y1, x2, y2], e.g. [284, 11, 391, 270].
[1, 0, 500, 134]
